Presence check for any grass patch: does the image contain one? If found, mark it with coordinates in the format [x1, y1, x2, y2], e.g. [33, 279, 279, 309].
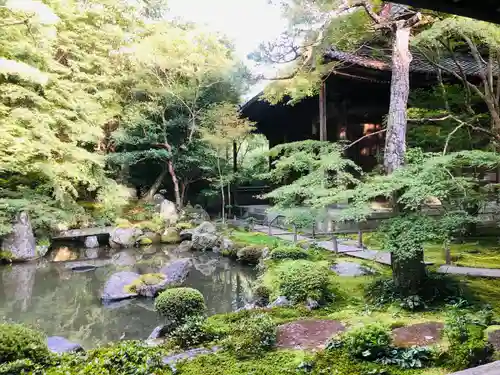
[229, 231, 287, 248]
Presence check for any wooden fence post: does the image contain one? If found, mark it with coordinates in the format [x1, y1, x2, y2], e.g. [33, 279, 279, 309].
[444, 243, 451, 265]
[357, 229, 363, 249]
[332, 235, 338, 253]
[293, 225, 298, 243]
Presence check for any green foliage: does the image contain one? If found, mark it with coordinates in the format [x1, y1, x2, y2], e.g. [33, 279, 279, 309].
[123, 273, 165, 294]
[252, 284, 271, 306]
[236, 246, 263, 264]
[0, 323, 50, 364]
[223, 314, 276, 359]
[340, 324, 392, 361]
[272, 260, 332, 303]
[154, 287, 206, 328]
[170, 316, 219, 349]
[45, 341, 165, 375]
[269, 246, 309, 260]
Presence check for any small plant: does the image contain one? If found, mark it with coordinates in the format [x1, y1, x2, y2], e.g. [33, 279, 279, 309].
[223, 313, 276, 359]
[237, 246, 263, 264]
[170, 316, 217, 349]
[273, 260, 331, 303]
[377, 347, 434, 369]
[154, 288, 206, 329]
[0, 323, 51, 364]
[124, 274, 165, 294]
[341, 324, 391, 360]
[269, 246, 308, 260]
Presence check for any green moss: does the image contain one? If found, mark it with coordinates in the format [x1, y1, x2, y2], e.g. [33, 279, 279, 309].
[123, 273, 165, 294]
[230, 231, 286, 248]
[161, 227, 181, 244]
[269, 246, 309, 260]
[236, 246, 263, 264]
[0, 250, 14, 263]
[176, 222, 194, 230]
[138, 237, 153, 246]
[0, 323, 51, 364]
[115, 218, 133, 228]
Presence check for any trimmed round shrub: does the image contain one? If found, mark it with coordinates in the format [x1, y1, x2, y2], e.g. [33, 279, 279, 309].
[154, 287, 206, 327]
[0, 323, 51, 363]
[223, 314, 276, 359]
[447, 338, 494, 371]
[270, 246, 308, 260]
[237, 246, 263, 264]
[342, 324, 391, 360]
[273, 260, 331, 303]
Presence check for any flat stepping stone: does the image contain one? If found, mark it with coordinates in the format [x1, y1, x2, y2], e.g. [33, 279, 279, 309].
[438, 265, 500, 278]
[47, 336, 84, 354]
[101, 271, 139, 302]
[448, 360, 500, 374]
[392, 322, 444, 348]
[331, 262, 373, 277]
[486, 326, 500, 351]
[277, 319, 345, 350]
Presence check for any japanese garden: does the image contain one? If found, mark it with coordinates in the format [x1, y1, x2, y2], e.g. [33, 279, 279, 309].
[3, 1, 500, 374]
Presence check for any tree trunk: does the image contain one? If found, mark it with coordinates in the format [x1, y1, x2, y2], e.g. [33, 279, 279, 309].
[143, 169, 168, 201]
[391, 248, 426, 297]
[386, 25, 427, 294]
[384, 26, 411, 174]
[163, 142, 182, 209]
[217, 155, 225, 223]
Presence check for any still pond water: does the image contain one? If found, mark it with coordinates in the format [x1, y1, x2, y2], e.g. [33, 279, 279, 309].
[0, 244, 257, 348]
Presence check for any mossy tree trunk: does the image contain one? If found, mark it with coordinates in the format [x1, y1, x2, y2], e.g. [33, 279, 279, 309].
[391, 248, 426, 296]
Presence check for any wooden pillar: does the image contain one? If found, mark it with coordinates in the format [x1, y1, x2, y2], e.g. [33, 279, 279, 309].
[319, 81, 327, 141]
[233, 141, 238, 173]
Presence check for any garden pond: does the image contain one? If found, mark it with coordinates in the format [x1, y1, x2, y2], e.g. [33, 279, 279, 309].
[0, 244, 257, 348]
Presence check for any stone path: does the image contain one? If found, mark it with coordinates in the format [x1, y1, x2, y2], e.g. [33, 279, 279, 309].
[448, 361, 500, 375]
[253, 225, 500, 278]
[276, 319, 345, 350]
[391, 322, 444, 348]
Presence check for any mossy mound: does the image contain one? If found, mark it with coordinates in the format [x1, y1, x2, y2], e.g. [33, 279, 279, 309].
[154, 287, 206, 328]
[0, 323, 51, 364]
[161, 227, 181, 244]
[123, 273, 166, 294]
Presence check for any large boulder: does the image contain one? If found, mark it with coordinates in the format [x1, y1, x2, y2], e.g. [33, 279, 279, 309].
[101, 271, 140, 302]
[84, 236, 99, 249]
[1, 212, 36, 261]
[161, 227, 181, 244]
[191, 233, 219, 251]
[109, 227, 142, 248]
[160, 199, 179, 225]
[47, 337, 84, 354]
[135, 258, 193, 297]
[193, 221, 216, 235]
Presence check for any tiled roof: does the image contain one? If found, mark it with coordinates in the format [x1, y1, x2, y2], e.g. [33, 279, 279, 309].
[324, 48, 500, 78]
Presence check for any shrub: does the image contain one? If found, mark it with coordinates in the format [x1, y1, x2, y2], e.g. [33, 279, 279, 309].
[269, 246, 308, 260]
[0, 324, 51, 364]
[447, 338, 493, 371]
[237, 246, 263, 264]
[252, 284, 271, 306]
[154, 288, 206, 328]
[124, 274, 165, 294]
[273, 260, 331, 303]
[223, 314, 276, 359]
[341, 324, 391, 360]
[170, 316, 219, 349]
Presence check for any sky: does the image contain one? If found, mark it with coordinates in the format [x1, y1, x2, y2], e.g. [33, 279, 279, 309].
[167, 0, 287, 100]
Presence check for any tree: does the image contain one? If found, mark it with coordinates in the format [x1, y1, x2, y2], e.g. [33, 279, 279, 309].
[0, 0, 145, 234]
[201, 103, 254, 222]
[110, 22, 247, 207]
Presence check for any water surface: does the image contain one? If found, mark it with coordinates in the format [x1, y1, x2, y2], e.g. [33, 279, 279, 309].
[0, 244, 257, 348]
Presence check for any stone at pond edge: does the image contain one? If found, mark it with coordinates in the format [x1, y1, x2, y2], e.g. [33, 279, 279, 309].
[161, 227, 181, 244]
[268, 296, 291, 308]
[306, 298, 320, 311]
[1, 212, 36, 261]
[135, 258, 193, 297]
[47, 336, 84, 354]
[109, 227, 143, 248]
[277, 320, 346, 350]
[179, 229, 193, 242]
[101, 271, 140, 302]
[193, 221, 216, 235]
[176, 240, 193, 252]
[331, 262, 374, 277]
[147, 325, 170, 340]
[84, 236, 99, 248]
[487, 327, 500, 351]
[191, 233, 219, 251]
[160, 199, 179, 225]
[163, 347, 220, 373]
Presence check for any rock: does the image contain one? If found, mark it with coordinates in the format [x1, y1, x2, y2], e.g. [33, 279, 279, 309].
[163, 347, 219, 373]
[160, 199, 179, 225]
[268, 296, 291, 308]
[101, 271, 140, 302]
[191, 233, 219, 251]
[136, 258, 193, 297]
[47, 336, 84, 354]
[177, 240, 193, 252]
[36, 245, 49, 257]
[181, 205, 210, 222]
[143, 231, 161, 244]
[392, 322, 444, 348]
[84, 236, 99, 249]
[85, 248, 99, 259]
[331, 262, 374, 277]
[1, 212, 36, 261]
[262, 247, 270, 259]
[161, 227, 181, 244]
[137, 236, 153, 246]
[109, 227, 142, 248]
[153, 194, 165, 212]
[236, 303, 257, 312]
[148, 325, 170, 340]
[305, 298, 320, 311]
[179, 229, 193, 242]
[193, 221, 216, 235]
[220, 238, 233, 252]
[112, 251, 137, 267]
[277, 320, 346, 350]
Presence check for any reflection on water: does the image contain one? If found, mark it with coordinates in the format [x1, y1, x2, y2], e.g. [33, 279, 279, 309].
[0, 245, 257, 348]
